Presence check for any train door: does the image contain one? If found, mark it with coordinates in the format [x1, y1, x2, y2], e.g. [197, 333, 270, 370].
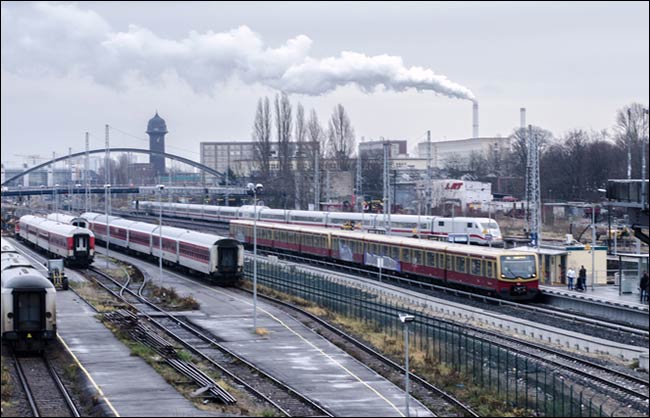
[13, 290, 45, 333]
[218, 244, 238, 273]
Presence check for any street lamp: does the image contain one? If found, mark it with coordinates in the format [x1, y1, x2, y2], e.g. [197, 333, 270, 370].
[104, 184, 111, 268]
[247, 182, 264, 332]
[399, 313, 415, 417]
[75, 184, 81, 213]
[54, 183, 60, 213]
[157, 184, 165, 288]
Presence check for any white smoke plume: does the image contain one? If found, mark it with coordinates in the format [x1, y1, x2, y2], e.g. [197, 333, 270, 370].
[1, 2, 475, 101]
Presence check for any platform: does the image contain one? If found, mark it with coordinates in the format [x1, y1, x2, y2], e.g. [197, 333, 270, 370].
[101, 249, 434, 417]
[56, 290, 213, 417]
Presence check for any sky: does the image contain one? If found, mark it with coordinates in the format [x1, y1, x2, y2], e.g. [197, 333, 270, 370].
[1, 1, 648, 168]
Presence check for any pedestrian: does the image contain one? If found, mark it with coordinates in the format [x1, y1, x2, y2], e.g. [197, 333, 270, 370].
[567, 267, 576, 291]
[578, 265, 587, 291]
[640, 271, 649, 303]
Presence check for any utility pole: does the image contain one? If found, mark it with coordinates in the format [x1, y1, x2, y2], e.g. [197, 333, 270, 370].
[426, 130, 432, 216]
[314, 141, 320, 211]
[526, 125, 541, 248]
[105, 124, 111, 215]
[85, 133, 90, 212]
[356, 142, 363, 212]
[383, 140, 391, 235]
[68, 147, 73, 210]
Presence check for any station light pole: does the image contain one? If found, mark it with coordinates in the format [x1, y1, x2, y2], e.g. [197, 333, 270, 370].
[247, 182, 263, 332]
[157, 184, 165, 288]
[399, 313, 415, 417]
[104, 184, 111, 268]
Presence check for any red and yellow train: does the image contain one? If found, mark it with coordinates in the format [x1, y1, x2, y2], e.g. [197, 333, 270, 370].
[231, 220, 539, 301]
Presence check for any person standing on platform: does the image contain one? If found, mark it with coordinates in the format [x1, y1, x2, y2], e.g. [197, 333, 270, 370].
[578, 265, 587, 291]
[567, 267, 576, 291]
[640, 271, 649, 303]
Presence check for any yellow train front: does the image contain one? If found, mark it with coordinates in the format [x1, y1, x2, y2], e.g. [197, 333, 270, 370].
[230, 220, 539, 301]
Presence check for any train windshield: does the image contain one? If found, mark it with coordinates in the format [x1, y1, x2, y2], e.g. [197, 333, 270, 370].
[500, 255, 536, 280]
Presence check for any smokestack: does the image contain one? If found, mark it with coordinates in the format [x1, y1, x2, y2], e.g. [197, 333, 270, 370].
[472, 102, 479, 138]
[520, 107, 526, 129]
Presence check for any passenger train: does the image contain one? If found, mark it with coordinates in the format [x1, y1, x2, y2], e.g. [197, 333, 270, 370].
[16, 215, 95, 268]
[47, 213, 90, 229]
[230, 220, 539, 301]
[81, 212, 244, 285]
[1, 238, 57, 352]
[137, 202, 503, 245]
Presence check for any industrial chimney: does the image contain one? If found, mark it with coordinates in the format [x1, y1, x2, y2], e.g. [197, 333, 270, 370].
[472, 102, 479, 138]
[520, 107, 526, 129]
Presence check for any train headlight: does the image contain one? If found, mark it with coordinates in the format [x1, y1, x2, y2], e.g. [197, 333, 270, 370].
[7, 312, 13, 319]
[46, 312, 52, 318]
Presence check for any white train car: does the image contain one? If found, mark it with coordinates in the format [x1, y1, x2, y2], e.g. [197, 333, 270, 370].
[17, 216, 95, 267]
[1, 238, 18, 254]
[136, 201, 504, 245]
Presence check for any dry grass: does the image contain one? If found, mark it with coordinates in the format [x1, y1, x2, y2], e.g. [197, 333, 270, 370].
[149, 285, 200, 311]
[70, 281, 127, 312]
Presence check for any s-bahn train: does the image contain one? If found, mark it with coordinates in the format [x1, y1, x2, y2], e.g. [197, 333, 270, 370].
[230, 220, 539, 301]
[1, 238, 57, 352]
[81, 212, 244, 285]
[16, 215, 95, 268]
[137, 201, 503, 245]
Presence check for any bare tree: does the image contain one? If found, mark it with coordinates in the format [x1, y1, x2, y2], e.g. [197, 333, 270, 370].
[614, 103, 648, 179]
[253, 97, 272, 181]
[274, 92, 293, 207]
[307, 109, 325, 207]
[327, 104, 355, 171]
[294, 103, 307, 208]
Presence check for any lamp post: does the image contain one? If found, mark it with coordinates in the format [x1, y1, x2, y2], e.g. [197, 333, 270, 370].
[399, 313, 415, 417]
[54, 183, 59, 213]
[590, 203, 597, 291]
[104, 184, 111, 268]
[75, 183, 81, 213]
[157, 184, 165, 288]
[247, 182, 264, 332]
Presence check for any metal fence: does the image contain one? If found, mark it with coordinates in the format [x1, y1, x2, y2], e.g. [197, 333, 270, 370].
[245, 257, 618, 417]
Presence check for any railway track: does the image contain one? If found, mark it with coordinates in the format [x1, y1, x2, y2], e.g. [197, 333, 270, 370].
[253, 249, 650, 344]
[13, 353, 80, 417]
[241, 287, 480, 417]
[114, 211, 649, 336]
[81, 265, 333, 417]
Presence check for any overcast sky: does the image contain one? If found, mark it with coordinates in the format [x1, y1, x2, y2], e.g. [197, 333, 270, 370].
[1, 1, 648, 168]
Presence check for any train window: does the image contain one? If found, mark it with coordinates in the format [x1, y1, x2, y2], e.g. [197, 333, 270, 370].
[467, 222, 473, 228]
[401, 248, 410, 262]
[446, 255, 452, 270]
[456, 257, 466, 273]
[413, 250, 422, 264]
[486, 261, 494, 278]
[381, 245, 389, 256]
[391, 246, 400, 259]
[471, 259, 482, 275]
[369, 243, 377, 254]
[438, 221, 445, 227]
[426, 252, 436, 267]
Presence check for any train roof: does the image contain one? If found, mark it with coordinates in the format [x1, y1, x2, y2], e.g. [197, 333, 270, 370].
[21, 216, 94, 237]
[1, 253, 33, 272]
[2, 268, 54, 289]
[231, 220, 530, 257]
[47, 213, 81, 223]
[1, 238, 17, 253]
